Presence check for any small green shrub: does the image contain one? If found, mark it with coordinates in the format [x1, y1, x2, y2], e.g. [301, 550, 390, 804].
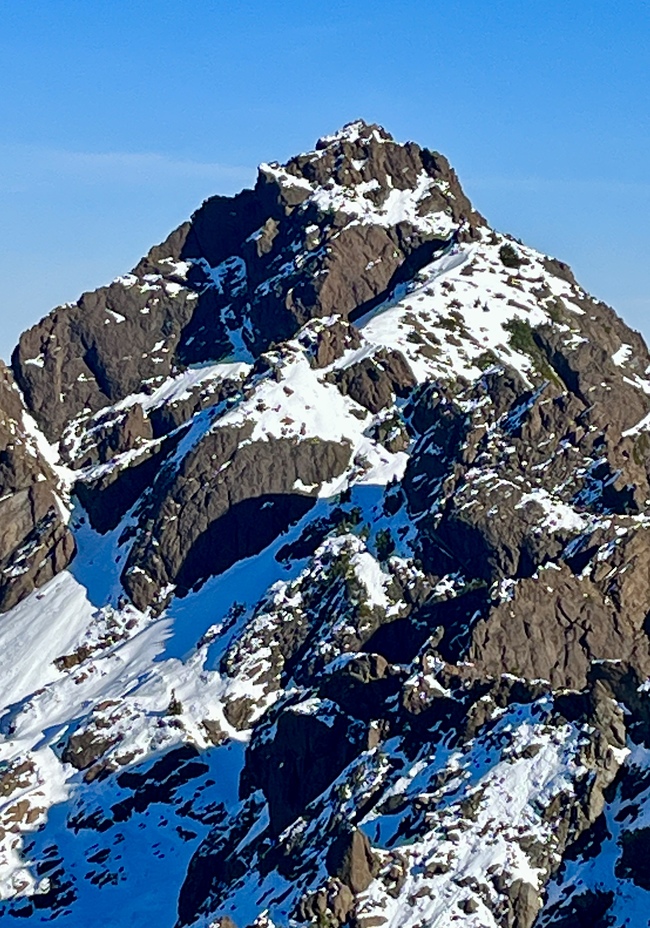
[474, 350, 499, 371]
[546, 298, 565, 324]
[499, 243, 522, 269]
[503, 318, 537, 354]
[375, 527, 395, 561]
[359, 523, 371, 541]
[633, 432, 650, 467]
[503, 318, 560, 385]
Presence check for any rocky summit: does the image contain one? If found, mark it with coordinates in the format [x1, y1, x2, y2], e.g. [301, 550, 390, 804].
[1, 119, 650, 927]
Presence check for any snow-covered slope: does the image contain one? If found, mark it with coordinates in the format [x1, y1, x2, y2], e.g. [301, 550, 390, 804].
[1, 120, 650, 927]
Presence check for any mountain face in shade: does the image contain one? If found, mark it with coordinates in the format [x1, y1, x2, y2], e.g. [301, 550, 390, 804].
[1, 120, 650, 927]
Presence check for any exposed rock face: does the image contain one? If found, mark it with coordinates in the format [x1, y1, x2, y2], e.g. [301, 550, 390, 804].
[12, 266, 221, 444]
[4, 120, 650, 928]
[467, 563, 650, 688]
[122, 431, 352, 611]
[326, 828, 378, 893]
[13, 121, 482, 445]
[399, 333, 650, 688]
[332, 348, 416, 413]
[0, 362, 74, 611]
[309, 317, 362, 369]
[241, 697, 365, 835]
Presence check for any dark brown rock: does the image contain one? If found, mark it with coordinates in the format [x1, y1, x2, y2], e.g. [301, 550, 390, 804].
[9, 121, 650, 928]
[0, 361, 75, 611]
[63, 403, 153, 470]
[75, 429, 184, 534]
[326, 828, 378, 894]
[62, 731, 118, 771]
[122, 432, 351, 610]
[468, 565, 650, 689]
[13, 121, 483, 446]
[201, 719, 227, 746]
[334, 348, 416, 413]
[147, 376, 242, 439]
[506, 879, 540, 928]
[222, 696, 256, 731]
[0, 759, 35, 799]
[12, 273, 224, 444]
[308, 318, 362, 369]
[319, 653, 404, 721]
[588, 660, 650, 742]
[295, 880, 354, 926]
[241, 699, 364, 835]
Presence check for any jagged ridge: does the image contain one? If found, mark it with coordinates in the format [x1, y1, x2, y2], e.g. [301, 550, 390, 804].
[1, 120, 650, 927]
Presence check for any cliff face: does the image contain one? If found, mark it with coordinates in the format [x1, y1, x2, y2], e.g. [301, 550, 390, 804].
[0, 361, 74, 612]
[1, 121, 650, 927]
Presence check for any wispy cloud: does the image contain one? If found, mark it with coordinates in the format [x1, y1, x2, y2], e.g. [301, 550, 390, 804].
[464, 175, 650, 195]
[0, 143, 255, 194]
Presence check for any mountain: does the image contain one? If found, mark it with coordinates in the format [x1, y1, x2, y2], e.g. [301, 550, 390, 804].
[1, 119, 650, 927]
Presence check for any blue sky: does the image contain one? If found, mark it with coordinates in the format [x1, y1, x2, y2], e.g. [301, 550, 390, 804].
[0, 0, 648, 361]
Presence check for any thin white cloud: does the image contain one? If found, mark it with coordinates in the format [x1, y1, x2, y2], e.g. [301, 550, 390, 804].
[0, 143, 255, 192]
[464, 175, 650, 195]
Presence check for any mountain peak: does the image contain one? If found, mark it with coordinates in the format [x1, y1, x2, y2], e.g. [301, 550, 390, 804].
[261, 119, 479, 236]
[314, 118, 394, 149]
[2, 122, 650, 928]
